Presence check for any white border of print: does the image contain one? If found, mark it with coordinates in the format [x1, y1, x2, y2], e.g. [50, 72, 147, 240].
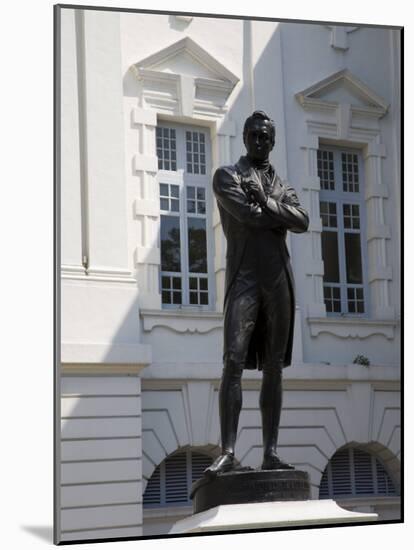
[2, 1, 409, 550]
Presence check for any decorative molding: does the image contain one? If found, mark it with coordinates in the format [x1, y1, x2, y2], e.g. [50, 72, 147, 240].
[367, 224, 391, 242]
[325, 26, 359, 51]
[61, 274, 137, 284]
[296, 69, 393, 327]
[365, 183, 389, 200]
[305, 260, 324, 277]
[128, 40, 238, 316]
[61, 264, 85, 275]
[134, 198, 159, 218]
[140, 309, 223, 334]
[61, 364, 146, 375]
[217, 117, 237, 137]
[298, 97, 338, 115]
[307, 317, 397, 340]
[140, 363, 400, 386]
[302, 175, 321, 191]
[134, 37, 239, 85]
[132, 107, 157, 126]
[296, 69, 389, 119]
[134, 246, 160, 266]
[142, 376, 221, 390]
[180, 74, 195, 116]
[131, 37, 239, 119]
[371, 305, 396, 321]
[61, 265, 137, 284]
[173, 15, 193, 23]
[212, 208, 221, 229]
[140, 374, 400, 499]
[133, 154, 158, 173]
[61, 342, 152, 365]
[368, 266, 392, 283]
[139, 292, 162, 311]
[364, 142, 387, 159]
[307, 220, 323, 233]
[307, 303, 327, 319]
[86, 267, 134, 278]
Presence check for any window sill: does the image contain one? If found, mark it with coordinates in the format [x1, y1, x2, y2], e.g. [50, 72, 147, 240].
[140, 308, 223, 334]
[307, 316, 398, 340]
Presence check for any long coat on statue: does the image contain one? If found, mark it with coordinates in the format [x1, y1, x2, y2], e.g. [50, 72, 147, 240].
[213, 155, 309, 369]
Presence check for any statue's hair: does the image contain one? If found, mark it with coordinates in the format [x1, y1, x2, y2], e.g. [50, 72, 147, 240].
[243, 110, 276, 145]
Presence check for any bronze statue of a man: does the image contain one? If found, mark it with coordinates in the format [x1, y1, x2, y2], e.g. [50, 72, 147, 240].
[206, 111, 309, 475]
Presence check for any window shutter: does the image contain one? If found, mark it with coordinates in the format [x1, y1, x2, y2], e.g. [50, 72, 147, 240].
[319, 447, 397, 499]
[144, 450, 213, 508]
[330, 449, 352, 496]
[165, 453, 188, 504]
[191, 452, 212, 483]
[143, 465, 161, 506]
[353, 449, 374, 495]
[319, 470, 329, 498]
[376, 459, 397, 496]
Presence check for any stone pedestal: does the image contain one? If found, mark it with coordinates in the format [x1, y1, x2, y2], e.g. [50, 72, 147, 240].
[168, 500, 378, 534]
[169, 469, 378, 534]
[191, 469, 310, 514]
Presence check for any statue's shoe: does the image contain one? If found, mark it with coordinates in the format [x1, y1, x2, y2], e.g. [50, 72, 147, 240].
[204, 453, 235, 476]
[261, 454, 295, 470]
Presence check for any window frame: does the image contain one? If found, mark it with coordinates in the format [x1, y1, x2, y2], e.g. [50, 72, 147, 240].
[318, 145, 370, 318]
[156, 121, 215, 310]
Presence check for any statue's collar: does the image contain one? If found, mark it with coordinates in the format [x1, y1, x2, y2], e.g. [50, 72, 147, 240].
[236, 155, 278, 185]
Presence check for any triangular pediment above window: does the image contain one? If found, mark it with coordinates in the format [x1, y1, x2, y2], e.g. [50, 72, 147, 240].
[136, 37, 238, 84]
[296, 69, 388, 117]
[131, 37, 239, 118]
[150, 49, 218, 80]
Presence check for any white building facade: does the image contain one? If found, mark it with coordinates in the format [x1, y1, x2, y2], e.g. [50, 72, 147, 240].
[57, 8, 401, 543]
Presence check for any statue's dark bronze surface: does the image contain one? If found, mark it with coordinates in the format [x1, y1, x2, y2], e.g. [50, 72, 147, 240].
[205, 111, 309, 477]
[191, 469, 311, 514]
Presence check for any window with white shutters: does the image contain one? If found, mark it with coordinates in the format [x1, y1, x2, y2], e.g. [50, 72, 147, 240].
[143, 450, 213, 508]
[318, 147, 368, 316]
[157, 122, 212, 309]
[319, 447, 397, 499]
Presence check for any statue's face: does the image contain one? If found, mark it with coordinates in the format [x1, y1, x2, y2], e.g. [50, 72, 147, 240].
[244, 119, 274, 161]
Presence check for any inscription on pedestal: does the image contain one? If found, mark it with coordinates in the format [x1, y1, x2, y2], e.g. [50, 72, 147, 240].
[191, 469, 311, 514]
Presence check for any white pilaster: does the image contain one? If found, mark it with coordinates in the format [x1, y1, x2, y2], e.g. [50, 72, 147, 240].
[60, 9, 83, 269]
[81, 10, 129, 274]
[363, 143, 394, 319]
[132, 107, 162, 310]
[213, 118, 236, 311]
[301, 136, 327, 318]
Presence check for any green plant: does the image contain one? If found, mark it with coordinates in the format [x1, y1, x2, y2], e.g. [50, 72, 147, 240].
[353, 354, 370, 366]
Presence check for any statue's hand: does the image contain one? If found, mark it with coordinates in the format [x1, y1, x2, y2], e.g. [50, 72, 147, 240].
[244, 179, 267, 206]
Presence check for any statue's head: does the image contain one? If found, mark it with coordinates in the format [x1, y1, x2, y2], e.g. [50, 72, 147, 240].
[243, 110, 275, 161]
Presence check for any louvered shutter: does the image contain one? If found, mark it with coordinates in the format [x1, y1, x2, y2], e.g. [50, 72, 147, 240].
[353, 449, 374, 495]
[319, 447, 397, 499]
[330, 449, 352, 496]
[143, 450, 213, 508]
[376, 459, 396, 496]
[319, 470, 329, 498]
[143, 465, 161, 506]
[191, 452, 212, 483]
[165, 453, 188, 504]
